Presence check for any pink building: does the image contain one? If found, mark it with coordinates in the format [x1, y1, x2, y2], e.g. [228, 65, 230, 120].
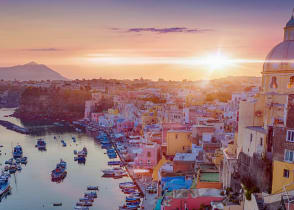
[134, 143, 160, 169]
[161, 189, 224, 210]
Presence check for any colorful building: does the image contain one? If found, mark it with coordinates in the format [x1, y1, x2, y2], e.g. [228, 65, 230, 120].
[166, 130, 192, 156]
[134, 143, 160, 169]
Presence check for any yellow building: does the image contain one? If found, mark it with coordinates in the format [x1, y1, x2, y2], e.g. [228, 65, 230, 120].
[166, 130, 192, 156]
[272, 160, 294, 194]
[108, 108, 119, 115]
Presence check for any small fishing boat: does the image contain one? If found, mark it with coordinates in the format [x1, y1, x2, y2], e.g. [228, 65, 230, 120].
[79, 197, 94, 202]
[51, 160, 67, 182]
[119, 205, 138, 210]
[107, 153, 117, 159]
[76, 201, 93, 207]
[119, 183, 136, 189]
[13, 145, 23, 158]
[20, 157, 27, 164]
[82, 147, 87, 155]
[0, 172, 10, 196]
[17, 165, 22, 171]
[122, 188, 138, 194]
[108, 161, 122, 166]
[119, 182, 134, 188]
[35, 139, 46, 150]
[5, 158, 13, 165]
[61, 140, 66, 147]
[15, 158, 21, 164]
[126, 195, 141, 200]
[87, 186, 99, 191]
[84, 191, 97, 198]
[126, 201, 140, 206]
[102, 168, 124, 176]
[8, 165, 17, 174]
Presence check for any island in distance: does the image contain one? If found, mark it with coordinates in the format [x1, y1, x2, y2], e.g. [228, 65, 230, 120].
[0, 62, 68, 81]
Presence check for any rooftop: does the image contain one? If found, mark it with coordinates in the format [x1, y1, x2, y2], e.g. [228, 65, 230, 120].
[167, 129, 191, 133]
[173, 153, 197, 162]
[199, 172, 220, 182]
[172, 188, 223, 198]
[246, 126, 267, 134]
[199, 163, 218, 171]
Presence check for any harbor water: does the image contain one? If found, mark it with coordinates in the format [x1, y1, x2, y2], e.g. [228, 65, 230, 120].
[0, 108, 130, 210]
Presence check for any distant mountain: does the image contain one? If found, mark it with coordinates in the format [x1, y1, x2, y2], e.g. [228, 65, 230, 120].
[0, 62, 68, 81]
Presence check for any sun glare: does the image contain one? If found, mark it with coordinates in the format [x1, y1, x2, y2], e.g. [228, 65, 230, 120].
[203, 52, 230, 70]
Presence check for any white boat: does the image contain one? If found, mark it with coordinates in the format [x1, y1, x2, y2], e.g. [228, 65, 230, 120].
[0, 172, 10, 196]
[87, 186, 99, 190]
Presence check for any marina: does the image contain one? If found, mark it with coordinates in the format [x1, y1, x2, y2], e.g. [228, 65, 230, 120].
[0, 108, 132, 209]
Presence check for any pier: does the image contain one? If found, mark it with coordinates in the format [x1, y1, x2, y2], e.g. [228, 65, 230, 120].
[0, 120, 30, 134]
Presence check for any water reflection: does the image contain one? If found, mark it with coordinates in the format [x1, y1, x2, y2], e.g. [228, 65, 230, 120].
[0, 108, 130, 209]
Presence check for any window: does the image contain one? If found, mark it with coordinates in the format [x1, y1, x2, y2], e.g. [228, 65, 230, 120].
[147, 151, 151, 157]
[147, 160, 151, 165]
[284, 169, 290, 178]
[270, 76, 278, 89]
[288, 76, 294, 88]
[175, 134, 178, 139]
[250, 133, 253, 143]
[260, 138, 263, 146]
[287, 130, 294, 142]
[285, 150, 294, 162]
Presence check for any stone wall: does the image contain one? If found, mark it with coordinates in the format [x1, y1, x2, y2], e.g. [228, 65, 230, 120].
[238, 152, 272, 193]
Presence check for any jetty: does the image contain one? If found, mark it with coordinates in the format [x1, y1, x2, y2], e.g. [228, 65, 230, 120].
[0, 120, 30, 134]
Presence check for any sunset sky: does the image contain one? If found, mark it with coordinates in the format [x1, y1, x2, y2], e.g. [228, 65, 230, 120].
[1, 0, 294, 80]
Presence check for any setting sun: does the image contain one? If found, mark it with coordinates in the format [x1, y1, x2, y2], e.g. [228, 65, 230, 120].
[203, 52, 230, 70]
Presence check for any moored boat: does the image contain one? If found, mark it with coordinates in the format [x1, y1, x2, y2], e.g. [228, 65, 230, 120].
[51, 159, 67, 182]
[0, 172, 10, 197]
[87, 186, 99, 191]
[36, 139, 46, 150]
[13, 145, 23, 158]
[108, 161, 122, 166]
[20, 157, 27, 164]
[79, 197, 94, 202]
[76, 201, 93, 207]
[84, 191, 97, 198]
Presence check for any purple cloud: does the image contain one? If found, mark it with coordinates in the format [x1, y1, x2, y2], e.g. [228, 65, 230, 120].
[110, 27, 212, 34]
[23, 48, 63, 52]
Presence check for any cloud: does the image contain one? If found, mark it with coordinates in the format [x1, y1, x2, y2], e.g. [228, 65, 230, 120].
[23, 48, 63, 52]
[110, 27, 212, 34]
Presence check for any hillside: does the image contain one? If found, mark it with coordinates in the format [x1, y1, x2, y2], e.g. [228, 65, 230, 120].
[0, 62, 68, 81]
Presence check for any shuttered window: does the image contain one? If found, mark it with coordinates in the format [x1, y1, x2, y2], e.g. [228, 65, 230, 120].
[287, 130, 294, 142]
[285, 149, 294, 162]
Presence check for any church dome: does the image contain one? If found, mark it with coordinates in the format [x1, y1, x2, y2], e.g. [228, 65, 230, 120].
[263, 41, 294, 72]
[263, 13, 294, 72]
